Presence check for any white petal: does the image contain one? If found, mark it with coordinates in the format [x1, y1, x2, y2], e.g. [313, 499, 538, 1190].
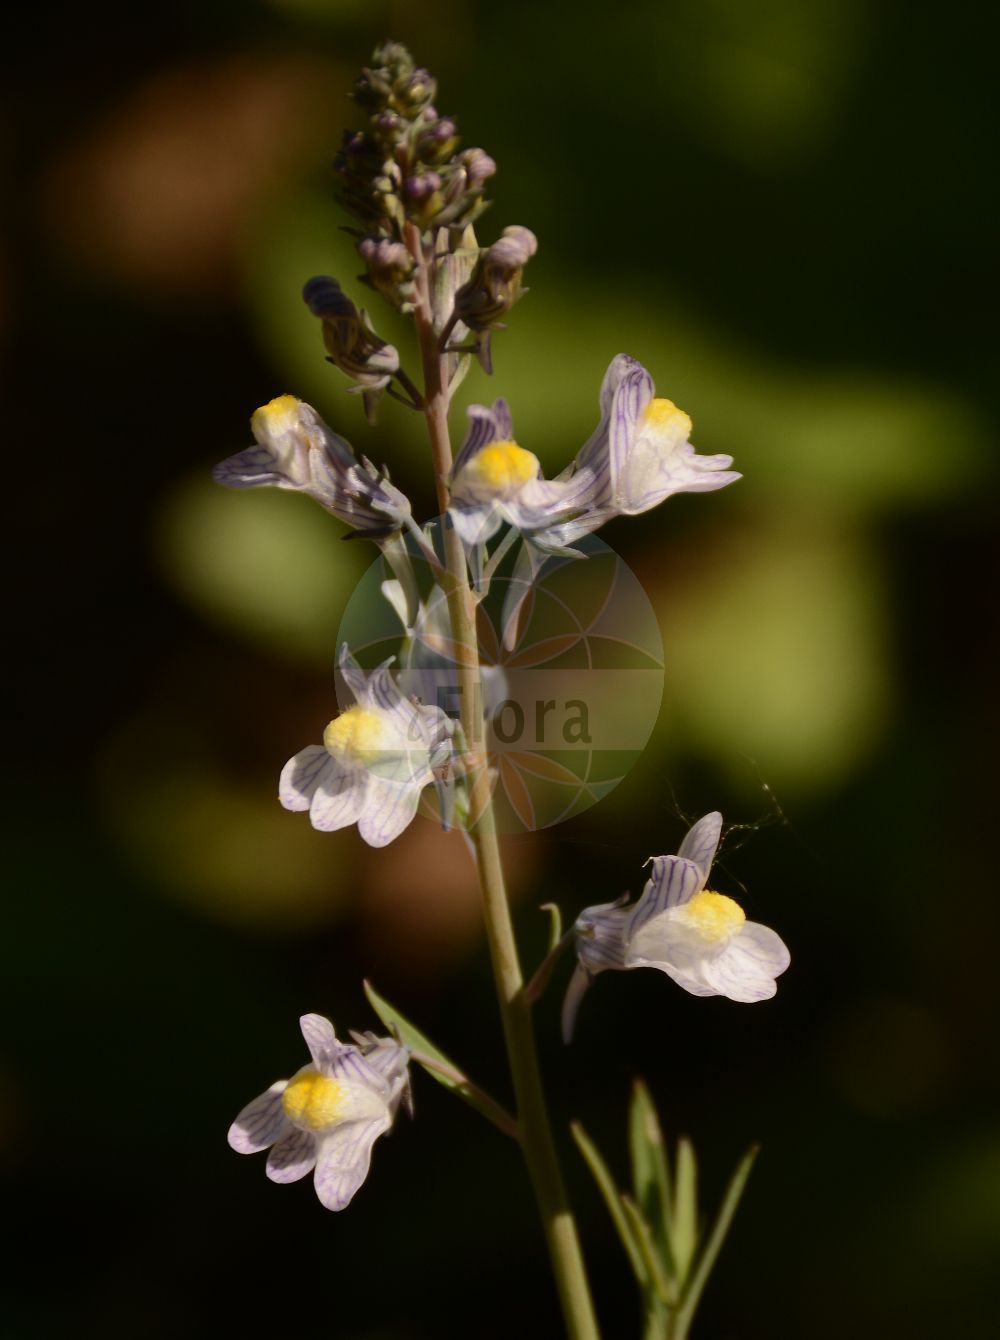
[313, 1116, 390, 1210]
[629, 855, 704, 932]
[309, 766, 364, 832]
[227, 1080, 289, 1153]
[449, 502, 503, 546]
[279, 745, 335, 812]
[356, 774, 423, 847]
[608, 361, 655, 499]
[698, 922, 790, 1002]
[300, 1014, 338, 1069]
[626, 917, 719, 997]
[676, 812, 723, 881]
[266, 1127, 317, 1183]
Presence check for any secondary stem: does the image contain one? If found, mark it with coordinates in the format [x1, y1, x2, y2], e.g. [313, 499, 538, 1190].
[406, 222, 600, 1340]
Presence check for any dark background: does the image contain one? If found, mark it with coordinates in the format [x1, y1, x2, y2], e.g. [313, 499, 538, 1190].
[4, 1, 998, 1336]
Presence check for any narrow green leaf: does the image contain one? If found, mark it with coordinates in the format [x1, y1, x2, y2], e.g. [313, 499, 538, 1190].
[364, 980, 517, 1137]
[672, 1137, 698, 1287]
[629, 1079, 675, 1275]
[673, 1145, 759, 1340]
[571, 1121, 650, 1288]
[621, 1194, 676, 1306]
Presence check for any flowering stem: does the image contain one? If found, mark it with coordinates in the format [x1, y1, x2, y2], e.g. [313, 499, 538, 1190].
[406, 221, 601, 1340]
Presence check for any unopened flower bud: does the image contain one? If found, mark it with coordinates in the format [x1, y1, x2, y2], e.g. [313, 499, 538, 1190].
[302, 276, 400, 398]
[454, 226, 537, 331]
[460, 148, 497, 191]
[418, 117, 460, 163]
[395, 68, 436, 116]
[403, 172, 442, 201]
[357, 237, 418, 310]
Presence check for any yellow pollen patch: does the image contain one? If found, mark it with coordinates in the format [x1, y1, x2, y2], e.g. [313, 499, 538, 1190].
[642, 398, 692, 438]
[464, 441, 539, 493]
[251, 394, 299, 436]
[684, 890, 746, 943]
[324, 705, 386, 760]
[281, 1069, 343, 1131]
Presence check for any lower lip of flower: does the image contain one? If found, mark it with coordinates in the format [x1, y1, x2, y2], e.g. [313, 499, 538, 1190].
[681, 889, 746, 943]
[460, 440, 539, 495]
[324, 706, 387, 761]
[282, 1069, 344, 1130]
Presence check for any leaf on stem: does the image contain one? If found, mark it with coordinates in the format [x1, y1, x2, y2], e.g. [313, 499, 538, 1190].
[571, 1120, 650, 1289]
[672, 1136, 699, 1286]
[629, 1079, 675, 1276]
[364, 980, 517, 1137]
[673, 1145, 759, 1339]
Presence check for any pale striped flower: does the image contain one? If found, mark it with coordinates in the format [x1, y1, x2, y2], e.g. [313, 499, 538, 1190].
[563, 812, 790, 1041]
[545, 355, 742, 548]
[447, 399, 595, 547]
[280, 649, 454, 847]
[228, 1014, 410, 1211]
[213, 394, 410, 535]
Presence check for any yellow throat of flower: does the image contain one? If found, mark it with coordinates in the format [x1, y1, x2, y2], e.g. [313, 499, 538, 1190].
[683, 889, 746, 943]
[281, 1069, 343, 1131]
[461, 440, 539, 494]
[642, 398, 693, 439]
[324, 705, 386, 761]
[251, 394, 300, 438]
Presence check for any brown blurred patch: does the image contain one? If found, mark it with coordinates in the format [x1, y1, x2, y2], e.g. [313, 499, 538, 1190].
[41, 53, 339, 295]
[358, 820, 539, 983]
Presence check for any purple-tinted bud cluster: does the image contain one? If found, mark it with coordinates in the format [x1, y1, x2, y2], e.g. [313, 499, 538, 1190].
[333, 42, 499, 308]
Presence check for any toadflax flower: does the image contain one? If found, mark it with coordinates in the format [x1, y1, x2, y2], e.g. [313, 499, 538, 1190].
[562, 812, 790, 1041]
[280, 648, 454, 847]
[228, 1013, 411, 1211]
[448, 398, 595, 546]
[213, 393, 410, 536]
[543, 354, 742, 548]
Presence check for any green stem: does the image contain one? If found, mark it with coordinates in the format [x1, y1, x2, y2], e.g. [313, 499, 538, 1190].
[406, 222, 601, 1340]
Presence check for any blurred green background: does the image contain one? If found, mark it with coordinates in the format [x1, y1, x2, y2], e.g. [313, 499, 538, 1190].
[5, 1, 998, 1336]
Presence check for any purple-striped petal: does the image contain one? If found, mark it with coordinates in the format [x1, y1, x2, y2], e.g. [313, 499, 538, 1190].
[608, 362, 655, 500]
[630, 856, 704, 931]
[676, 812, 723, 881]
[313, 1117, 390, 1210]
[227, 1080, 289, 1154]
[266, 1127, 317, 1183]
[279, 745, 335, 812]
[213, 445, 289, 490]
[300, 1014, 338, 1069]
[357, 774, 423, 847]
[452, 400, 514, 476]
[309, 766, 364, 832]
[698, 922, 790, 1002]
